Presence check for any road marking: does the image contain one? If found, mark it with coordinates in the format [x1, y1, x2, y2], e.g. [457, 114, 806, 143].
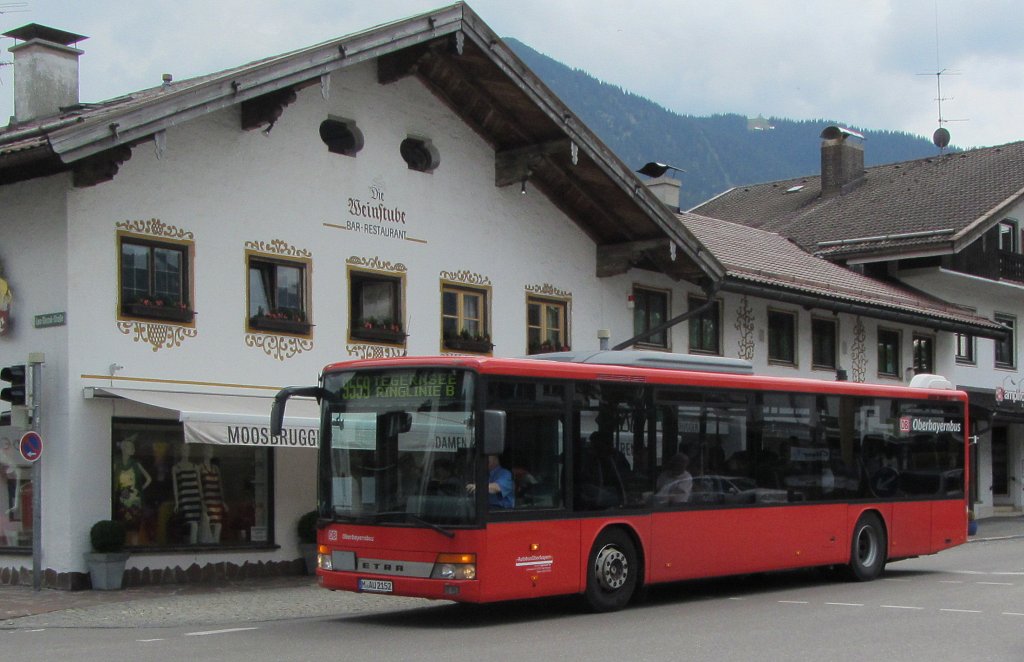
[1003, 612, 1024, 617]
[137, 638, 165, 642]
[881, 605, 924, 610]
[976, 581, 1014, 586]
[939, 609, 983, 614]
[825, 602, 864, 607]
[939, 580, 965, 584]
[778, 600, 809, 604]
[184, 627, 258, 637]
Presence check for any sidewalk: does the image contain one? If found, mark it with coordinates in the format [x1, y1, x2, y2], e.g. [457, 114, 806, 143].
[1, 515, 1021, 629]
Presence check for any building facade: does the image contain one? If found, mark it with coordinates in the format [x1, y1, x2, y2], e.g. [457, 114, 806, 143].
[0, 4, 999, 588]
[695, 131, 1024, 518]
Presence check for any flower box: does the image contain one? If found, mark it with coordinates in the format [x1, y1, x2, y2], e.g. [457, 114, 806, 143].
[249, 316, 312, 335]
[352, 327, 407, 344]
[444, 338, 493, 353]
[125, 303, 194, 323]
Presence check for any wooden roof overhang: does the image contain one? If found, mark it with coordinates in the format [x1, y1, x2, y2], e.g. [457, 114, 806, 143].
[0, 3, 723, 287]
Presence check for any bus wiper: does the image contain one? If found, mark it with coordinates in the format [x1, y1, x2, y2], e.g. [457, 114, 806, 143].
[373, 510, 456, 539]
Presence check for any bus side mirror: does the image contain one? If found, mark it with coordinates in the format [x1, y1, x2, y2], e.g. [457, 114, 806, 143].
[483, 410, 506, 455]
[271, 386, 326, 437]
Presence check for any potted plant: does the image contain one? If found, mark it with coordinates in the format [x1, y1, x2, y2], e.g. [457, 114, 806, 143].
[297, 510, 319, 575]
[124, 297, 195, 323]
[249, 307, 312, 335]
[443, 329, 493, 353]
[352, 317, 407, 344]
[85, 519, 129, 590]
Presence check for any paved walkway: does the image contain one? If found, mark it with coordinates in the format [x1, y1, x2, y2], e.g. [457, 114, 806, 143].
[1, 516, 1020, 629]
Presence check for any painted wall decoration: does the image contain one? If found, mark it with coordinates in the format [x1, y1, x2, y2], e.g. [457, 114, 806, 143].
[851, 316, 868, 383]
[734, 295, 755, 361]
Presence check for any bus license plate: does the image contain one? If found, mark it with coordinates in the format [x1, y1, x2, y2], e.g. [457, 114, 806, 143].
[359, 579, 393, 593]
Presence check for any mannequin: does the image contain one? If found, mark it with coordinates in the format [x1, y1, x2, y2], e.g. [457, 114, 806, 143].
[114, 437, 152, 545]
[199, 445, 227, 543]
[172, 445, 202, 544]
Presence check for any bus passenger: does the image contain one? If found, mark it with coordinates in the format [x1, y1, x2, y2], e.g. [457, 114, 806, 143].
[466, 455, 514, 509]
[655, 453, 693, 505]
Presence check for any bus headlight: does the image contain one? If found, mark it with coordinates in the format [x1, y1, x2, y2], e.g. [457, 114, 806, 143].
[318, 545, 332, 571]
[430, 553, 476, 580]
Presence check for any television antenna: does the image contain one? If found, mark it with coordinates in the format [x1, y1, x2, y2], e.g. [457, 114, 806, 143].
[918, 1, 966, 150]
[1, 3, 31, 76]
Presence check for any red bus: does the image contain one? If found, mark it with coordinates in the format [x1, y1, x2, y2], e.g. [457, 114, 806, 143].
[272, 350, 969, 611]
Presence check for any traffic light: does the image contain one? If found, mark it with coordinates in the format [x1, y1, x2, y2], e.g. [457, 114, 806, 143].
[1, 364, 26, 406]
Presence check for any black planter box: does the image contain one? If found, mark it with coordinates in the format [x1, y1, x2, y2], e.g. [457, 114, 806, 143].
[444, 338, 493, 353]
[249, 316, 312, 335]
[126, 303, 194, 323]
[352, 327, 407, 344]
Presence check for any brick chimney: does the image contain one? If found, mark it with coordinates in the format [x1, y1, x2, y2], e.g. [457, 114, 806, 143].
[820, 125, 864, 195]
[4, 24, 87, 124]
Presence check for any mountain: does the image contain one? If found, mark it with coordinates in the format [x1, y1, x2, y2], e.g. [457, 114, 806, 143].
[506, 39, 947, 210]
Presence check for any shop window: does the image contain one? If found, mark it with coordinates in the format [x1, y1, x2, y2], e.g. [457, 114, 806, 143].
[442, 283, 491, 353]
[912, 334, 935, 375]
[527, 296, 569, 354]
[687, 294, 720, 355]
[995, 313, 1016, 369]
[400, 136, 440, 173]
[319, 118, 363, 157]
[812, 317, 837, 370]
[248, 254, 311, 336]
[111, 419, 272, 548]
[633, 286, 670, 349]
[0, 430, 34, 549]
[349, 269, 406, 345]
[119, 235, 194, 323]
[877, 328, 901, 378]
[768, 309, 797, 365]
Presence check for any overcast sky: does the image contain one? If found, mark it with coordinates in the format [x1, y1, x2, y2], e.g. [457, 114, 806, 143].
[1, 0, 1021, 150]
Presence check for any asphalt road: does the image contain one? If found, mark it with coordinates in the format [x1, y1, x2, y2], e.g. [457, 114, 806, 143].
[2, 537, 1022, 662]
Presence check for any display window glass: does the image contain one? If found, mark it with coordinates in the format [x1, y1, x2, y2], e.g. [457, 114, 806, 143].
[111, 419, 272, 548]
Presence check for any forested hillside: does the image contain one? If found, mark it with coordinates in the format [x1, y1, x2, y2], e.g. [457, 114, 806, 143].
[507, 39, 947, 209]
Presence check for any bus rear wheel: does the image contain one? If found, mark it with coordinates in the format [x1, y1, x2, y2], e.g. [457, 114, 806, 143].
[584, 528, 638, 612]
[847, 513, 887, 581]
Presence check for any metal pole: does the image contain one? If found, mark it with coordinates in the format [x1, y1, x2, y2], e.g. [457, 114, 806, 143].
[28, 353, 43, 591]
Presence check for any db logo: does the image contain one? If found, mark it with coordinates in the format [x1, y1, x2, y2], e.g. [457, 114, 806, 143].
[327, 529, 338, 541]
[899, 416, 911, 432]
[996, 387, 1005, 403]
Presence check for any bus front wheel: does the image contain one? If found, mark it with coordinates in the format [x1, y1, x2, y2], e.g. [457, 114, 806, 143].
[847, 513, 887, 581]
[584, 528, 638, 612]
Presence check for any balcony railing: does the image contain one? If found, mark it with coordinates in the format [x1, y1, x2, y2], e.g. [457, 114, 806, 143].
[999, 251, 1024, 283]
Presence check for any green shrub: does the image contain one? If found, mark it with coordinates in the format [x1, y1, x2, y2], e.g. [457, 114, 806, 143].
[90, 520, 126, 553]
[297, 510, 318, 544]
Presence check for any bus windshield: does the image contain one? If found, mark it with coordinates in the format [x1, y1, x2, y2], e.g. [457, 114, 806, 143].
[321, 368, 477, 527]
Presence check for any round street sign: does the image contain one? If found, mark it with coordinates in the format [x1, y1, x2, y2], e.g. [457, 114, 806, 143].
[19, 431, 42, 463]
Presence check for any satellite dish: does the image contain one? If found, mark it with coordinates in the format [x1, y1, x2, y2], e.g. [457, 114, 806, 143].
[933, 127, 951, 149]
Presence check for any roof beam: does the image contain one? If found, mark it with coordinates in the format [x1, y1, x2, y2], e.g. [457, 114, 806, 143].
[596, 239, 671, 277]
[494, 138, 575, 187]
